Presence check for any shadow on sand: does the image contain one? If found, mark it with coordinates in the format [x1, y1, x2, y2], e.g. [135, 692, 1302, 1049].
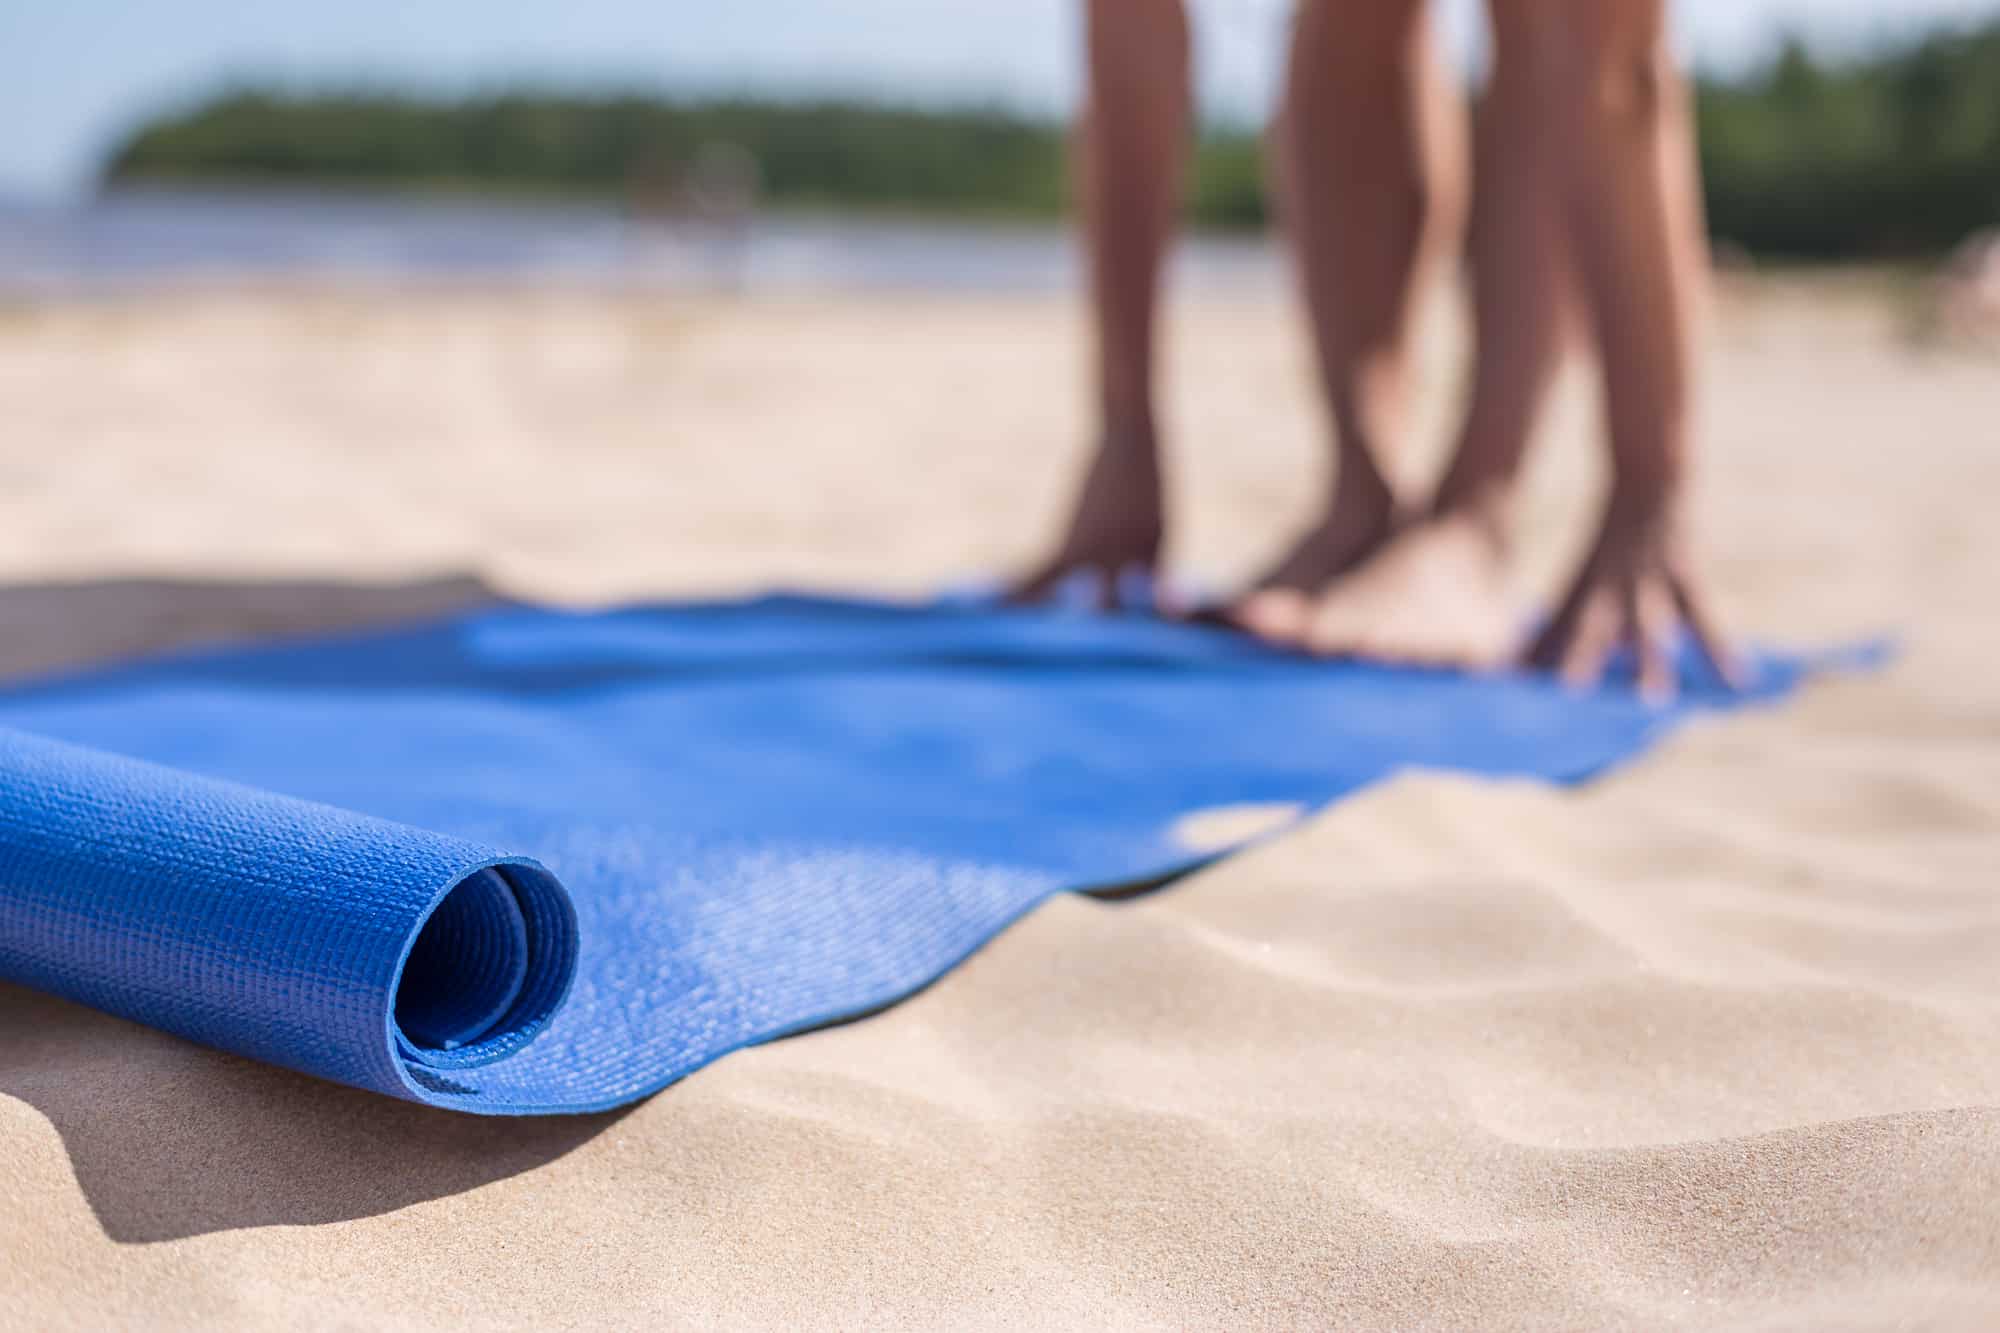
[0, 983, 626, 1243]
[0, 572, 507, 680]
[0, 572, 625, 1244]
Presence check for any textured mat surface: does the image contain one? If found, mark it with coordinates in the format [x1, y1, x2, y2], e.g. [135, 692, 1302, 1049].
[0, 595, 1845, 1114]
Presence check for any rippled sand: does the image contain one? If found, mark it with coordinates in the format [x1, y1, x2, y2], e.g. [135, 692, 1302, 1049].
[1, 275, 1996, 1329]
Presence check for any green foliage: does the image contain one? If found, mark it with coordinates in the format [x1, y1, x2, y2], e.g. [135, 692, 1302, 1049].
[1188, 132, 1265, 229]
[103, 18, 2000, 258]
[107, 91, 1076, 218]
[1696, 25, 2000, 258]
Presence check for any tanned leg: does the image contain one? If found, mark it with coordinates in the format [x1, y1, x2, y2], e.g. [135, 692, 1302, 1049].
[1226, 0, 1469, 642]
[1013, 0, 1191, 607]
[1516, 0, 1738, 697]
[1297, 0, 1571, 667]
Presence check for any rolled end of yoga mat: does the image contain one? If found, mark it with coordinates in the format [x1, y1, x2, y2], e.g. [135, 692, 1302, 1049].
[0, 726, 578, 1101]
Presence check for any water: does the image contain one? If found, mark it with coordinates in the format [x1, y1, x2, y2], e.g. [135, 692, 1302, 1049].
[0, 187, 1283, 297]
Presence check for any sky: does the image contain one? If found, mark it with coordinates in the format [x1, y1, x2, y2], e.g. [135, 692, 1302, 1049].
[4, 0, 1996, 199]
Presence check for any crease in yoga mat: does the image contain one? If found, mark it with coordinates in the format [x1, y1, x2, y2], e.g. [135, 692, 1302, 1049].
[0, 593, 1884, 1115]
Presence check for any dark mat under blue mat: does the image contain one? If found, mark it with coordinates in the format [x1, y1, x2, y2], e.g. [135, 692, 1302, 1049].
[0, 595, 1854, 1114]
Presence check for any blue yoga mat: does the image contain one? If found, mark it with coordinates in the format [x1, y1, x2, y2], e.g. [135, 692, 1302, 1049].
[0, 595, 1849, 1115]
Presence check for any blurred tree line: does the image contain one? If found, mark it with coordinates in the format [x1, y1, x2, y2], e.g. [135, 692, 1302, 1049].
[106, 19, 2000, 259]
[1698, 25, 2000, 257]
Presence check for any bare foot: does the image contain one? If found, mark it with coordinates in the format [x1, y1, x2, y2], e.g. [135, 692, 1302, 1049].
[1526, 487, 1741, 701]
[1221, 468, 1398, 642]
[1009, 426, 1165, 609]
[1296, 502, 1520, 669]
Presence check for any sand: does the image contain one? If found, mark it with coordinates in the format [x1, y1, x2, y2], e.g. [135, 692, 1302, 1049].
[1, 275, 1996, 1330]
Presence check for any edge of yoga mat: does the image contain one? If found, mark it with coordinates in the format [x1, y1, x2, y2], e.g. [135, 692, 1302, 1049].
[0, 726, 581, 1102]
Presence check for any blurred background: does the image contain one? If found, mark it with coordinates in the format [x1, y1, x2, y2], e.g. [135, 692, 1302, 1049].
[0, 0, 1995, 649]
[6, 0, 2000, 287]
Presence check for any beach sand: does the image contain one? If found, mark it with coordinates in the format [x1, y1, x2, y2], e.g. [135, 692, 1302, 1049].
[1, 276, 1996, 1329]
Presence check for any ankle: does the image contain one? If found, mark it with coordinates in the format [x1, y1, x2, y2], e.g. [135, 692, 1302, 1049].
[1604, 464, 1689, 529]
[1097, 415, 1161, 469]
[1329, 450, 1398, 526]
[1427, 474, 1515, 551]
